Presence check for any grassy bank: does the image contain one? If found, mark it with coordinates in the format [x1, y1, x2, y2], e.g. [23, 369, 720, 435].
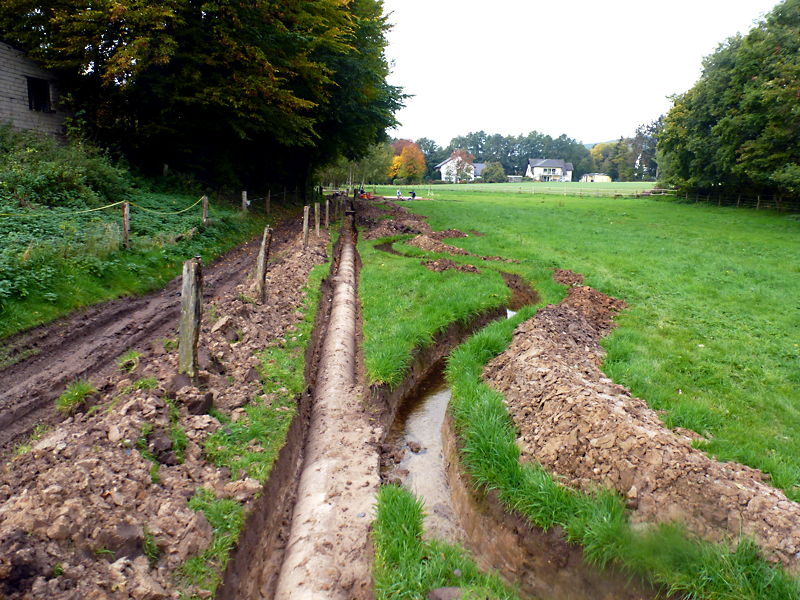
[447, 314, 799, 599]
[372, 485, 522, 599]
[0, 191, 274, 341]
[401, 190, 800, 501]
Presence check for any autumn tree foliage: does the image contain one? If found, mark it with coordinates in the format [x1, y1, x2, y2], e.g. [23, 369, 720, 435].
[387, 140, 424, 182]
[0, 0, 405, 189]
[658, 0, 800, 197]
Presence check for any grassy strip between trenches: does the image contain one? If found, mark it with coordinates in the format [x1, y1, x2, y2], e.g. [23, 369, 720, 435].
[358, 235, 511, 388]
[446, 313, 800, 600]
[373, 485, 522, 599]
[174, 257, 331, 597]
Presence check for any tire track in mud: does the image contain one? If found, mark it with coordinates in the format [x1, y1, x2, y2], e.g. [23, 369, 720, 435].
[0, 219, 302, 453]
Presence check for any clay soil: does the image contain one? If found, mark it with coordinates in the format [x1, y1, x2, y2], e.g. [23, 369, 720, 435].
[0, 212, 330, 599]
[483, 273, 800, 572]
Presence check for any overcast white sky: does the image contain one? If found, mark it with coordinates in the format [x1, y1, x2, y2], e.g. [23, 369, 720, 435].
[383, 0, 780, 147]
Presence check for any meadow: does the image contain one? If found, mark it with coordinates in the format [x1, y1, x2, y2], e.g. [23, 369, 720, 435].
[361, 190, 800, 597]
[400, 190, 800, 500]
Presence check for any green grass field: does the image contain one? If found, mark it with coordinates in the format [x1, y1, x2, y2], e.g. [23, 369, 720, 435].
[361, 190, 800, 598]
[396, 190, 800, 500]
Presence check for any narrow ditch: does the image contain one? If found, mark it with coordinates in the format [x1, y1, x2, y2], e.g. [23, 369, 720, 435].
[375, 237, 658, 599]
[220, 220, 657, 599]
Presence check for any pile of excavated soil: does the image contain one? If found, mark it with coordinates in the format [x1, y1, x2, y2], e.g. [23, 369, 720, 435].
[0, 227, 330, 599]
[482, 277, 800, 570]
[358, 199, 431, 240]
[423, 259, 480, 274]
[427, 229, 468, 241]
[406, 234, 473, 256]
[406, 233, 517, 264]
[552, 269, 584, 286]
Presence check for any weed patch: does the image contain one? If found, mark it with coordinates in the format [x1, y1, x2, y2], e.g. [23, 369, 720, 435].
[55, 378, 97, 415]
[373, 485, 521, 599]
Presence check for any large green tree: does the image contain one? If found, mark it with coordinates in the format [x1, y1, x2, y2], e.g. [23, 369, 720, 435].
[658, 0, 800, 197]
[0, 0, 404, 189]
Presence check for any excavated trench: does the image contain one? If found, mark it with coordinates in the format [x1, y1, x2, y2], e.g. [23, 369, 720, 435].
[219, 213, 658, 599]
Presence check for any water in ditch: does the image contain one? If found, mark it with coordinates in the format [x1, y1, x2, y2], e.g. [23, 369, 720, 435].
[383, 366, 465, 544]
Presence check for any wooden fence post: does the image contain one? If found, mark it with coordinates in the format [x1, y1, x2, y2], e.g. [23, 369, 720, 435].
[266, 191, 271, 218]
[122, 202, 130, 250]
[178, 256, 203, 385]
[255, 226, 272, 303]
[737, 195, 741, 208]
[202, 195, 208, 226]
[242, 191, 248, 212]
[315, 202, 320, 237]
[325, 199, 330, 229]
[757, 195, 761, 210]
[303, 205, 310, 246]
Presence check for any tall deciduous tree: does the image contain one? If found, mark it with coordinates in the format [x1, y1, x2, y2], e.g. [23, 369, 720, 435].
[658, 0, 800, 197]
[397, 143, 425, 182]
[0, 0, 405, 189]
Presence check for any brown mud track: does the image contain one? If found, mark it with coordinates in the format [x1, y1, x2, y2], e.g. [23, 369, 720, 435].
[0, 218, 304, 454]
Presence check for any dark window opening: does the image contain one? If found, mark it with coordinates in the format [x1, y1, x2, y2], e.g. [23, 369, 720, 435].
[27, 77, 51, 112]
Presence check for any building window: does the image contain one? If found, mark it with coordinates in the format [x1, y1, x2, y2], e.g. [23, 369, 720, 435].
[27, 77, 51, 112]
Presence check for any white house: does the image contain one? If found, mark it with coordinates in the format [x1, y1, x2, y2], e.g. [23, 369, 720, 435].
[525, 158, 573, 182]
[0, 40, 66, 138]
[435, 157, 486, 183]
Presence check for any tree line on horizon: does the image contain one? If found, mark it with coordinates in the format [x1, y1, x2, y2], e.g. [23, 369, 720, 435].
[0, 0, 404, 193]
[318, 127, 662, 186]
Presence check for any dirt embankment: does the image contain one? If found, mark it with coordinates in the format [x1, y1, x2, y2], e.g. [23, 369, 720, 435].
[483, 271, 800, 571]
[0, 214, 330, 599]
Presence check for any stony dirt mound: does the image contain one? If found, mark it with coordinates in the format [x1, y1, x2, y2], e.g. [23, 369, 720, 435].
[553, 269, 584, 286]
[482, 283, 800, 571]
[427, 229, 468, 241]
[406, 234, 473, 256]
[423, 259, 480, 274]
[357, 198, 431, 240]
[0, 229, 329, 599]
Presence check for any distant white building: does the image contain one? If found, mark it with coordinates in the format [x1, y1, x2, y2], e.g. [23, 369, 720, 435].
[580, 173, 612, 183]
[525, 158, 573, 182]
[435, 156, 486, 183]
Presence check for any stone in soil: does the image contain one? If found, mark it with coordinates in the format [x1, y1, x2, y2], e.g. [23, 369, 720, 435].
[482, 270, 800, 570]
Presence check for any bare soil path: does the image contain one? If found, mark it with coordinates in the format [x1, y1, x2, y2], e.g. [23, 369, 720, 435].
[0, 217, 302, 454]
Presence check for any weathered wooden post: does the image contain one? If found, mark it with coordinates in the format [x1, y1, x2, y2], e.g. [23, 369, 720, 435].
[266, 191, 271, 218]
[202, 195, 209, 226]
[179, 255, 203, 386]
[242, 191, 248, 212]
[737, 194, 741, 208]
[255, 226, 272, 303]
[315, 202, 320, 237]
[303, 205, 310, 246]
[325, 199, 330, 229]
[122, 202, 130, 250]
[294, 186, 299, 205]
[757, 195, 761, 210]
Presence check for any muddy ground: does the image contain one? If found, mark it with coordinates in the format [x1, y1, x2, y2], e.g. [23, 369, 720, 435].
[0, 212, 330, 599]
